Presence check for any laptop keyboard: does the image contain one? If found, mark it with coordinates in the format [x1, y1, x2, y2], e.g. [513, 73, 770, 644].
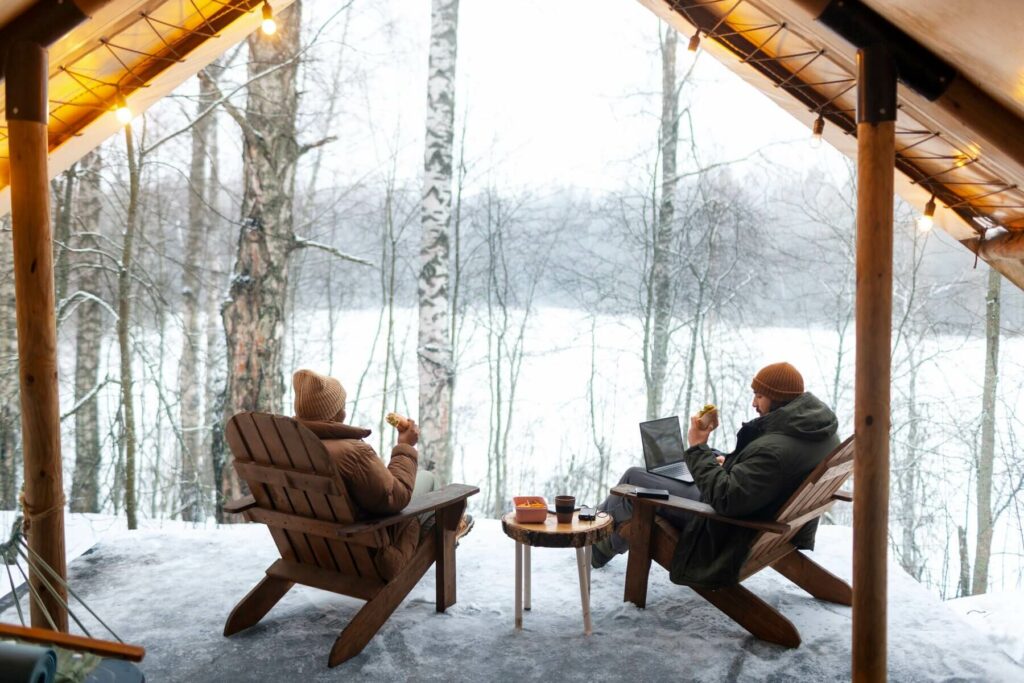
[656, 462, 691, 479]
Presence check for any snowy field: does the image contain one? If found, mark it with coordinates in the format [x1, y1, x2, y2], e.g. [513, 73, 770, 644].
[51, 306, 1024, 598]
[1, 519, 1023, 681]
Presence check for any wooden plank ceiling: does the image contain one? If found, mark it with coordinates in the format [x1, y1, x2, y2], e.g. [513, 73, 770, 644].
[0, 0, 296, 214]
[639, 0, 1024, 288]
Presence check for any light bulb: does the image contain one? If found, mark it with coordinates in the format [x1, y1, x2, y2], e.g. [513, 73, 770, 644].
[261, 2, 277, 35]
[688, 32, 701, 52]
[918, 196, 936, 233]
[114, 93, 132, 125]
[810, 114, 824, 149]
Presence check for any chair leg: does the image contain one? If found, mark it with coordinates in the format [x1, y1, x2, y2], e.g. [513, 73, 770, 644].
[435, 500, 464, 612]
[224, 575, 294, 636]
[693, 584, 801, 648]
[772, 550, 853, 606]
[329, 539, 436, 667]
[623, 503, 655, 608]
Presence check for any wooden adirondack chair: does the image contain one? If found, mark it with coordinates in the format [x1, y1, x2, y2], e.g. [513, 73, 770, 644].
[222, 411, 479, 667]
[614, 435, 855, 648]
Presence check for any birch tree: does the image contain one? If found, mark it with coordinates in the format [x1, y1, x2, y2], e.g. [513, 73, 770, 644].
[0, 217, 18, 508]
[645, 23, 680, 420]
[972, 266, 1001, 593]
[418, 0, 460, 482]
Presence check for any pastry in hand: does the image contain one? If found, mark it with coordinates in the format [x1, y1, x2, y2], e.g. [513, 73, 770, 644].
[696, 403, 719, 430]
[385, 412, 412, 431]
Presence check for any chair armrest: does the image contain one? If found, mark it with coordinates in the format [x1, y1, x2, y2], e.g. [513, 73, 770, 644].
[832, 489, 853, 503]
[335, 484, 479, 538]
[223, 495, 256, 515]
[610, 484, 790, 534]
[0, 623, 145, 662]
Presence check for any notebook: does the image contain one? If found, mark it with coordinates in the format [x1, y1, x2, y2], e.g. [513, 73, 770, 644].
[640, 416, 694, 484]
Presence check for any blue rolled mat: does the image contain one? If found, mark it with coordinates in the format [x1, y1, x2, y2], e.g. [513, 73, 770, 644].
[0, 641, 57, 683]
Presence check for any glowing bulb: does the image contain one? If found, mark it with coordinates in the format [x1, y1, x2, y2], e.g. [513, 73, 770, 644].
[688, 32, 701, 52]
[114, 93, 132, 125]
[918, 195, 936, 232]
[810, 114, 825, 149]
[261, 2, 277, 35]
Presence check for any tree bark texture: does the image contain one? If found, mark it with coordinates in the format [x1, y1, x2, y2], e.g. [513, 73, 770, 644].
[178, 68, 217, 522]
[221, 2, 302, 505]
[0, 220, 19, 510]
[119, 126, 140, 530]
[418, 0, 459, 483]
[646, 25, 678, 421]
[69, 150, 104, 513]
[972, 266, 1000, 594]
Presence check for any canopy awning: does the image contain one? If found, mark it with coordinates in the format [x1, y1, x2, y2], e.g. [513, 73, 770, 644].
[0, 0, 296, 215]
[640, 0, 1024, 288]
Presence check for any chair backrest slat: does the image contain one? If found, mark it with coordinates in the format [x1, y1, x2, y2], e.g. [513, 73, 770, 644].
[226, 414, 301, 564]
[227, 412, 384, 582]
[272, 416, 362, 577]
[742, 436, 855, 573]
[244, 413, 321, 568]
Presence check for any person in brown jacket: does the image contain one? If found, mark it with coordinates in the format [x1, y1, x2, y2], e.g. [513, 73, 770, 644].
[291, 369, 472, 579]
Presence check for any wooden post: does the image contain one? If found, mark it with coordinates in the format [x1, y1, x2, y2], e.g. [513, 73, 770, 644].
[6, 40, 68, 632]
[853, 44, 896, 682]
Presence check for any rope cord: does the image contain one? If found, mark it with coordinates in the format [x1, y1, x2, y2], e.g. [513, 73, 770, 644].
[15, 543, 91, 638]
[4, 560, 25, 626]
[19, 538, 125, 643]
[11, 558, 58, 632]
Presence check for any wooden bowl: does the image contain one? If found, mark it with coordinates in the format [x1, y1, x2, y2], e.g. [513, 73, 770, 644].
[513, 496, 548, 524]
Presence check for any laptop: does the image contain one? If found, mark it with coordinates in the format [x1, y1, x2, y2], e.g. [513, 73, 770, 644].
[640, 416, 694, 484]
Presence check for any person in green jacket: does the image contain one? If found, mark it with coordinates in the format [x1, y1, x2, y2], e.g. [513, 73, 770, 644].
[593, 362, 840, 589]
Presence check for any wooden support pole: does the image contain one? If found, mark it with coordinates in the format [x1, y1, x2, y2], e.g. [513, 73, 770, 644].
[6, 40, 68, 632]
[853, 45, 896, 683]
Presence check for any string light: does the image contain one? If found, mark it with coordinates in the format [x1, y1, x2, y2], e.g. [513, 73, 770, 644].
[810, 114, 825, 148]
[114, 92, 132, 125]
[688, 32, 701, 52]
[918, 195, 936, 232]
[261, 1, 277, 35]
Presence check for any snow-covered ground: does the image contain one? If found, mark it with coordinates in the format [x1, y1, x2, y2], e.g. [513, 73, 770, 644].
[2, 517, 1022, 681]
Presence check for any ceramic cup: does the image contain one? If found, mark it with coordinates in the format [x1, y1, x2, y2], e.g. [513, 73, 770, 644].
[554, 495, 575, 524]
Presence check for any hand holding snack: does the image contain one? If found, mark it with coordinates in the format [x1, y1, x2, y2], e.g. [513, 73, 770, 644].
[696, 403, 719, 430]
[385, 412, 412, 431]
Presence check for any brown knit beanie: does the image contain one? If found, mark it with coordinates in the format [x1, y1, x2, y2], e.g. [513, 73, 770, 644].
[751, 362, 804, 403]
[293, 369, 347, 422]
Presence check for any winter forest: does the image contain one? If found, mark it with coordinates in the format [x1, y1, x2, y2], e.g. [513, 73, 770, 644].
[1, 0, 1023, 608]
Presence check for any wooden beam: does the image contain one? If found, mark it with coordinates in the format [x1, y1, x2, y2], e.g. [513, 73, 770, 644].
[853, 44, 896, 683]
[6, 40, 67, 631]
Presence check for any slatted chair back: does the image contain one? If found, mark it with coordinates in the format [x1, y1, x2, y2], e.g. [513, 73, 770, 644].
[225, 411, 386, 583]
[740, 435, 855, 578]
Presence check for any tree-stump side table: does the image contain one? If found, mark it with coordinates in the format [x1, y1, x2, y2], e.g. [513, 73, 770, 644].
[500, 511, 613, 636]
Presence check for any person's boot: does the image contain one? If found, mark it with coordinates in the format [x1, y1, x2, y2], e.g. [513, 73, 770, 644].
[455, 513, 474, 546]
[591, 538, 616, 568]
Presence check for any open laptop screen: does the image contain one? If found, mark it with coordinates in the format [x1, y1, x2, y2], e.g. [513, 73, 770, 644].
[640, 416, 686, 469]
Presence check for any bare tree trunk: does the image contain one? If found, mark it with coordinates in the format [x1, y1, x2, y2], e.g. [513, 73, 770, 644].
[69, 150, 105, 513]
[0, 217, 19, 508]
[645, 24, 679, 421]
[418, 0, 460, 482]
[220, 2, 303, 507]
[957, 524, 971, 597]
[972, 266, 1001, 594]
[178, 67, 218, 522]
[120, 125, 141, 530]
[52, 165, 76, 306]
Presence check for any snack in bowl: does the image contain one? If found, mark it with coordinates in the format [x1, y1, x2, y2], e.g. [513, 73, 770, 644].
[697, 403, 719, 430]
[513, 496, 548, 524]
[385, 412, 412, 431]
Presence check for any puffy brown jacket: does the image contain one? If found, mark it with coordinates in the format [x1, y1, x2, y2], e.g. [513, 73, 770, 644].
[300, 420, 420, 580]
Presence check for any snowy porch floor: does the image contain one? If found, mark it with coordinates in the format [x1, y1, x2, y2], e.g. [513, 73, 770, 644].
[3, 521, 1022, 682]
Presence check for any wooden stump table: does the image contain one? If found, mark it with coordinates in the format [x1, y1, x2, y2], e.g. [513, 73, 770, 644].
[500, 511, 613, 636]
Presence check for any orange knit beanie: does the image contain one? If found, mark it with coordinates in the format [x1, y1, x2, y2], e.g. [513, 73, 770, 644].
[293, 369, 347, 422]
[751, 362, 804, 403]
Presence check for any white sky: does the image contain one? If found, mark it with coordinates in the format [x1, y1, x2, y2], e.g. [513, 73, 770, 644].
[301, 0, 844, 195]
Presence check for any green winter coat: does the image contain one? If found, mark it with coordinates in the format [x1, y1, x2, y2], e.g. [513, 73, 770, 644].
[672, 392, 840, 588]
